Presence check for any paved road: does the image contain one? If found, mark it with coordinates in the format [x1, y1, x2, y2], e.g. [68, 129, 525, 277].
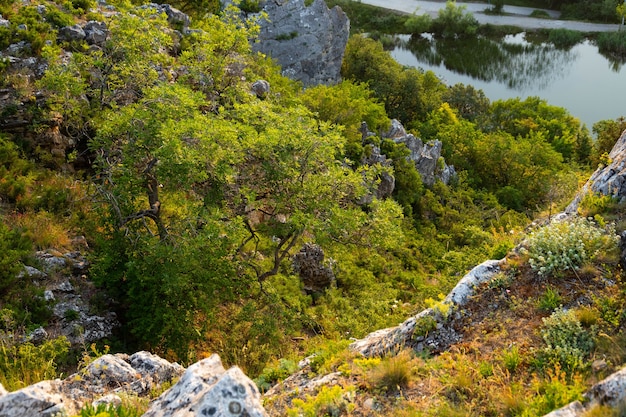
[359, 0, 621, 32]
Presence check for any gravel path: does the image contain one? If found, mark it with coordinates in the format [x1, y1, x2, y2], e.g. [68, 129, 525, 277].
[358, 0, 621, 32]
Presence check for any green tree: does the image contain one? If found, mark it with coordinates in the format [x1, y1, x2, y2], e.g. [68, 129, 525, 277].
[484, 97, 587, 163]
[341, 35, 446, 126]
[430, 1, 479, 39]
[592, 117, 626, 165]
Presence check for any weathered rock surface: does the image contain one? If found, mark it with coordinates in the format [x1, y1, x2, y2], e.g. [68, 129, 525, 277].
[19, 250, 119, 347]
[383, 119, 456, 187]
[0, 352, 266, 417]
[143, 354, 267, 417]
[252, 0, 349, 86]
[566, 129, 626, 213]
[349, 259, 502, 357]
[292, 243, 335, 294]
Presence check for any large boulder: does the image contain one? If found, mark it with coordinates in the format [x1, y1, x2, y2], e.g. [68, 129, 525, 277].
[143, 354, 267, 417]
[0, 352, 265, 417]
[252, 0, 349, 86]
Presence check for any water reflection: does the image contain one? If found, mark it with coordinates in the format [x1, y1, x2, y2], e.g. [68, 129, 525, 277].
[390, 33, 626, 127]
[399, 33, 577, 92]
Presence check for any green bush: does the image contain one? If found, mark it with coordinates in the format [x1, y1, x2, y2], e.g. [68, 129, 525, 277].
[536, 286, 562, 312]
[540, 308, 594, 375]
[430, 1, 479, 39]
[548, 29, 583, 49]
[597, 31, 626, 59]
[0, 336, 70, 391]
[525, 217, 619, 278]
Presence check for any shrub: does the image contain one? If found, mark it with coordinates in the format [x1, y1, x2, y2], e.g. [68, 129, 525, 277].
[540, 308, 594, 375]
[431, 1, 479, 39]
[287, 385, 356, 417]
[501, 345, 523, 373]
[0, 336, 70, 391]
[525, 217, 619, 278]
[368, 349, 414, 392]
[404, 14, 432, 34]
[254, 358, 298, 392]
[597, 31, 626, 58]
[549, 29, 583, 49]
[536, 286, 562, 312]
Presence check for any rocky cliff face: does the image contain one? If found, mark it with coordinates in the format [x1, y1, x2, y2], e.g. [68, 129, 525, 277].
[252, 0, 349, 86]
[567, 129, 626, 213]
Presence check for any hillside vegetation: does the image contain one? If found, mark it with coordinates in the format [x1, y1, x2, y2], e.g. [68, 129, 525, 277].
[1, 0, 626, 415]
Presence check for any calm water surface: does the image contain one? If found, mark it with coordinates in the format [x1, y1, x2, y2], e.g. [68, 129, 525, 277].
[391, 33, 626, 129]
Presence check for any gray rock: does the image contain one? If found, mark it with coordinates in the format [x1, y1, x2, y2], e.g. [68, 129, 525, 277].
[36, 4, 46, 14]
[0, 383, 7, 396]
[292, 243, 335, 294]
[0, 15, 9, 28]
[81, 314, 119, 343]
[83, 21, 109, 46]
[142, 3, 190, 29]
[129, 351, 184, 384]
[25, 327, 48, 345]
[57, 281, 74, 293]
[252, 0, 349, 86]
[6, 41, 29, 55]
[59, 24, 86, 42]
[92, 394, 122, 408]
[566, 129, 626, 213]
[36, 251, 67, 271]
[349, 259, 501, 357]
[251, 79, 270, 99]
[19, 265, 46, 280]
[380, 119, 455, 187]
[0, 379, 78, 417]
[0, 352, 190, 416]
[143, 354, 267, 417]
[44, 290, 55, 302]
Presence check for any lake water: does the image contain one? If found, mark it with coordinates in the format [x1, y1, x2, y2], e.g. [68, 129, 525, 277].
[390, 33, 626, 129]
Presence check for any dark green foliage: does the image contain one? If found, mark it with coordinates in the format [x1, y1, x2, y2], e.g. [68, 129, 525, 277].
[380, 139, 424, 219]
[548, 29, 583, 49]
[561, 0, 621, 22]
[0, 222, 32, 298]
[592, 117, 626, 165]
[342, 35, 446, 126]
[430, 1, 479, 39]
[442, 83, 490, 122]
[596, 30, 626, 62]
[325, 0, 409, 34]
[239, 0, 260, 13]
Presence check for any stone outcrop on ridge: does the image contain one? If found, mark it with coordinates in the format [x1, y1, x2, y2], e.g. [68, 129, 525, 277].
[252, 0, 349, 86]
[566, 129, 626, 213]
[0, 352, 266, 417]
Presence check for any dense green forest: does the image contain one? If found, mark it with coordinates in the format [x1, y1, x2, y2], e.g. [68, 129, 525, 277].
[2, 0, 626, 415]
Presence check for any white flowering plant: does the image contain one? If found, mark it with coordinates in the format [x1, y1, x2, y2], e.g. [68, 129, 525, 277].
[525, 217, 619, 278]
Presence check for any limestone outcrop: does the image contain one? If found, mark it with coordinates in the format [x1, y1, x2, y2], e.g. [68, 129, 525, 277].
[144, 354, 267, 417]
[566, 129, 626, 213]
[0, 352, 267, 417]
[349, 259, 502, 357]
[21, 249, 119, 347]
[383, 119, 456, 187]
[252, 0, 349, 86]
